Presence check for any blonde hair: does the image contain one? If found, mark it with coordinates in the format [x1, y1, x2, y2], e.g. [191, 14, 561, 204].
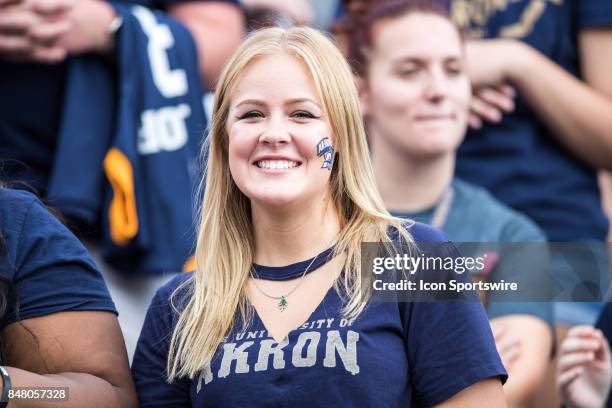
[167, 26, 412, 381]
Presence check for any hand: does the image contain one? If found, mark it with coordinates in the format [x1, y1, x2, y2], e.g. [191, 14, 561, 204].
[558, 325, 612, 408]
[0, 0, 73, 63]
[0, 0, 117, 64]
[469, 84, 516, 129]
[491, 320, 522, 370]
[54, 0, 117, 56]
[465, 39, 524, 88]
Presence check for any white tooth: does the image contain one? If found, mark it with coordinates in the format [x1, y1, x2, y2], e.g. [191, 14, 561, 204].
[283, 160, 289, 169]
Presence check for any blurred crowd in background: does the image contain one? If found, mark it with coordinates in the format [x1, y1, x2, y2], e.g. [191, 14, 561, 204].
[1, 0, 612, 406]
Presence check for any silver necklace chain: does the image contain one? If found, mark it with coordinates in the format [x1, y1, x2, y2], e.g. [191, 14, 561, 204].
[249, 251, 320, 301]
[430, 187, 454, 230]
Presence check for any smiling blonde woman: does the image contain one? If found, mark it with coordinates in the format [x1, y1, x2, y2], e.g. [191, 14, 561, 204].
[131, 26, 507, 407]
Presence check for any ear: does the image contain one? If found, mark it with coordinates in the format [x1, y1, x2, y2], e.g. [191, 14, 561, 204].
[355, 75, 371, 117]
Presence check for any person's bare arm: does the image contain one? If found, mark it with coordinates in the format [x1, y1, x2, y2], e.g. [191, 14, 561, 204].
[467, 29, 612, 170]
[491, 315, 552, 407]
[434, 378, 507, 407]
[167, 1, 243, 89]
[1, 311, 137, 408]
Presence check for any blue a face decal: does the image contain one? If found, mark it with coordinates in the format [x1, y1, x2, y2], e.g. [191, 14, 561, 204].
[316, 137, 334, 170]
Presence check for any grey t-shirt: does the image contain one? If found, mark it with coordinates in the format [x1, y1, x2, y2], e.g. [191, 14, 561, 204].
[391, 178, 554, 327]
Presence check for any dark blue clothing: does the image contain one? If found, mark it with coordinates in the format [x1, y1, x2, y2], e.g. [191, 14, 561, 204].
[0, 0, 239, 196]
[0, 0, 239, 275]
[0, 188, 116, 329]
[95, 4, 205, 275]
[451, 0, 612, 241]
[595, 303, 612, 408]
[132, 223, 507, 407]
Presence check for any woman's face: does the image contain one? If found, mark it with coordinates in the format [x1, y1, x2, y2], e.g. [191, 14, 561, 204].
[363, 13, 471, 158]
[226, 53, 335, 208]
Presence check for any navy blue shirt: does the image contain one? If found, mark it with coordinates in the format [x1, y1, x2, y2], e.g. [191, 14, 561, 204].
[451, 0, 612, 241]
[0, 188, 116, 329]
[0, 0, 239, 194]
[132, 223, 507, 407]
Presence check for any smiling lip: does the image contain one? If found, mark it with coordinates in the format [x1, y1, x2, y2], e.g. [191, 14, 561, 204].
[252, 156, 302, 171]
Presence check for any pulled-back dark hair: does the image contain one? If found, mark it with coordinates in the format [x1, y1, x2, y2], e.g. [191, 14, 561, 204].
[334, 0, 457, 76]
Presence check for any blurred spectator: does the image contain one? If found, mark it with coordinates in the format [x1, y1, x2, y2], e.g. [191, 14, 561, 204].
[0, 0, 244, 360]
[340, 1, 553, 405]
[450, 0, 612, 245]
[0, 185, 136, 406]
[241, 0, 313, 29]
[450, 0, 612, 337]
[0, 0, 242, 194]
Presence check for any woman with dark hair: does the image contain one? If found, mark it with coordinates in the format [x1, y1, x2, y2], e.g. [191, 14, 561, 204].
[337, 0, 554, 405]
[0, 186, 136, 406]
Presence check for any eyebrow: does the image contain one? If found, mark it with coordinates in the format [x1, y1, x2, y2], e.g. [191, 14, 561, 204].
[234, 98, 321, 108]
[393, 55, 462, 65]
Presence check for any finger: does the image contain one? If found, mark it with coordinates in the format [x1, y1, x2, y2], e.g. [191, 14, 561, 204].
[29, 44, 66, 63]
[0, 33, 30, 52]
[0, 11, 37, 34]
[30, 0, 73, 17]
[468, 113, 482, 129]
[558, 351, 595, 372]
[471, 97, 502, 123]
[595, 332, 611, 362]
[496, 84, 516, 98]
[28, 20, 71, 44]
[558, 366, 584, 388]
[567, 325, 598, 338]
[477, 88, 515, 113]
[561, 337, 602, 354]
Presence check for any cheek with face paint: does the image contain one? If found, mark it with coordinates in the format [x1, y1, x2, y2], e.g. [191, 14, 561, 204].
[316, 137, 335, 170]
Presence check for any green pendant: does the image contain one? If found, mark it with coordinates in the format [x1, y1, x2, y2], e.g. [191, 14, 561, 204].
[278, 296, 288, 312]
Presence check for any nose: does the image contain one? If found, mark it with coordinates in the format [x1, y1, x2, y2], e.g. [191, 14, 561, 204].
[259, 114, 291, 145]
[423, 66, 448, 103]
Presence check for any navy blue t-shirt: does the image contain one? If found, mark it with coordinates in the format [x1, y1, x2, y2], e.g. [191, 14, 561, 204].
[0, 188, 116, 329]
[450, 0, 612, 241]
[132, 223, 507, 407]
[0, 0, 239, 194]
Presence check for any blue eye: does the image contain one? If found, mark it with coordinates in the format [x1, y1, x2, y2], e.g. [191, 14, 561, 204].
[238, 111, 264, 120]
